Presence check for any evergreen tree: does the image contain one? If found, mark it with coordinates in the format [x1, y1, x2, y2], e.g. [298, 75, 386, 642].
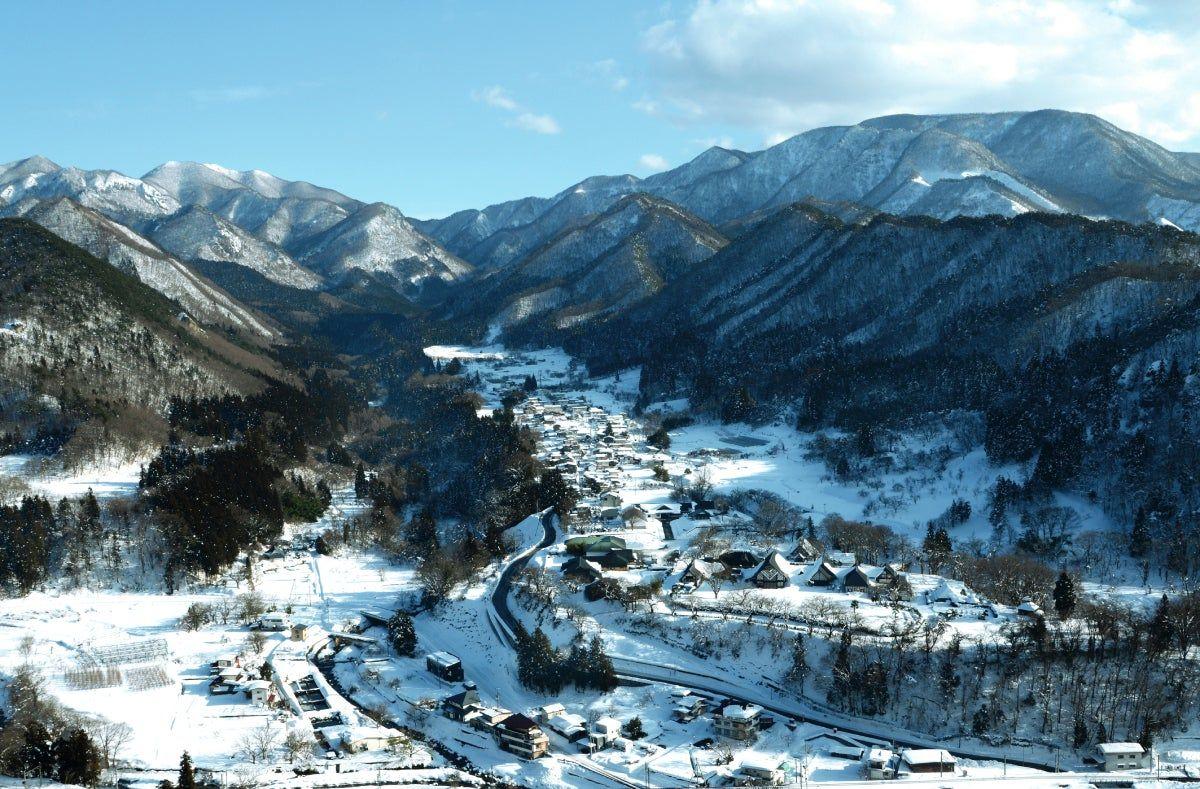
[177, 751, 196, 789]
[17, 721, 54, 778]
[52, 729, 101, 787]
[1147, 594, 1175, 654]
[1073, 713, 1088, 749]
[1130, 506, 1151, 558]
[387, 610, 418, 657]
[828, 629, 853, 707]
[786, 634, 809, 686]
[354, 463, 369, 500]
[647, 427, 671, 451]
[1053, 571, 1077, 619]
[922, 524, 952, 573]
[586, 634, 618, 692]
[972, 706, 990, 736]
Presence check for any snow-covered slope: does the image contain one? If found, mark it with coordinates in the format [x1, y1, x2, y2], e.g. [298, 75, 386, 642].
[465, 194, 727, 331]
[297, 202, 471, 288]
[2, 198, 274, 338]
[0, 156, 179, 230]
[143, 161, 357, 250]
[147, 205, 323, 290]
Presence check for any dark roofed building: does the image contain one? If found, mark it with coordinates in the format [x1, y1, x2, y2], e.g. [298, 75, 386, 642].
[717, 550, 760, 570]
[748, 551, 790, 589]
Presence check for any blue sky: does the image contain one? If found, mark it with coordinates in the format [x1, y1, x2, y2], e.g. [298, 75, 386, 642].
[5, 1, 1199, 218]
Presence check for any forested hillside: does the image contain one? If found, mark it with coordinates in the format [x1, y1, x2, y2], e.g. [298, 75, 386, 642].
[0, 219, 281, 465]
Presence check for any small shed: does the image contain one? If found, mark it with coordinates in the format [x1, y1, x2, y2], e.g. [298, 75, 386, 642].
[426, 652, 465, 682]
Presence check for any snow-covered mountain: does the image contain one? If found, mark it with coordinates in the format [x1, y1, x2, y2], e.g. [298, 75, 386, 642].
[460, 193, 726, 332]
[143, 161, 357, 251]
[0, 197, 275, 338]
[297, 202, 471, 289]
[0, 156, 180, 230]
[421, 110, 1200, 268]
[146, 205, 324, 291]
[0, 156, 467, 310]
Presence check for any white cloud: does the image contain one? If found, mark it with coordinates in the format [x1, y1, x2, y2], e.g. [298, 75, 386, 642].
[638, 153, 670, 171]
[472, 85, 518, 111]
[511, 112, 562, 135]
[640, 0, 1200, 150]
[473, 85, 561, 135]
[591, 59, 630, 91]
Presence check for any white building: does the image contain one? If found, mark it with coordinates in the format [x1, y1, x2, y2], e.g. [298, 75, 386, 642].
[1096, 742, 1149, 771]
[864, 748, 896, 779]
[589, 716, 621, 751]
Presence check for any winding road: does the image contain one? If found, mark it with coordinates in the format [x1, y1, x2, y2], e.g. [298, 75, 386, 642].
[488, 509, 1067, 775]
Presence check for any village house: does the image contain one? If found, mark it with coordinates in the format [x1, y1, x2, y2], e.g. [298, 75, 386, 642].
[672, 694, 708, 722]
[562, 555, 604, 583]
[863, 748, 896, 779]
[714, 703, 762, 742]
[804, 560, 838, 587]
[1095, 742, 1149, 771]
[589, 716, 622, 751]
[1017, 600, 1044, 620]
[256, 612, 290, 631]
[900, 749, 956, 775]
[209, 667, 246, 695]
[678, 558, 716, 590]
[748, 551, 791, 589]
[841, 565, 877, 593]
[442, 682, 482, 721]
[545, 712, 588, 743]
[466, 706, 513, 732]
[717, 550, 760, 572]
[788, 537, 821, 563]
[323, 724, 404, 754]
[733, 756, 784, 786]
[426, 651, 464, 682]
[209, 654, 239, 673]
[591, 547, 636, 570]
[928, 578, 980, 606]
[494, 713, 550, 759]
[243, 679, 274, 706]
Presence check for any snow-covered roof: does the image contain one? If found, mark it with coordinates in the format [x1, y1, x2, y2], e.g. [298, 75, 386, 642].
[593, 716, 621, 733]
[1017, 600, 1043, 613]
[749, 551, 792, 581]
[426, 651, 460, 667]
[548, 712, 586, 732]
[738, 754, 781, 771]
[902, 749, 956, 766]
[719, 704, 761, 720]
[1097, 742, 1144, 754]
[929, 578, 979, 605]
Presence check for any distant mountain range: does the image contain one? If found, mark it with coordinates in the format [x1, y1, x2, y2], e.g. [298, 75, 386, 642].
[3, 109, 1199, 357]
[0, 157, 470, 335]
[419, 109, 1200, 269]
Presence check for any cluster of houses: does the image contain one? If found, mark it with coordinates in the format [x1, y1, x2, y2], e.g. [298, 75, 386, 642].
[441, 681, 550, 759]
[207, 655, 275, 706]
[674, 539, 906, 598]
[512, 395, 644, 524]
